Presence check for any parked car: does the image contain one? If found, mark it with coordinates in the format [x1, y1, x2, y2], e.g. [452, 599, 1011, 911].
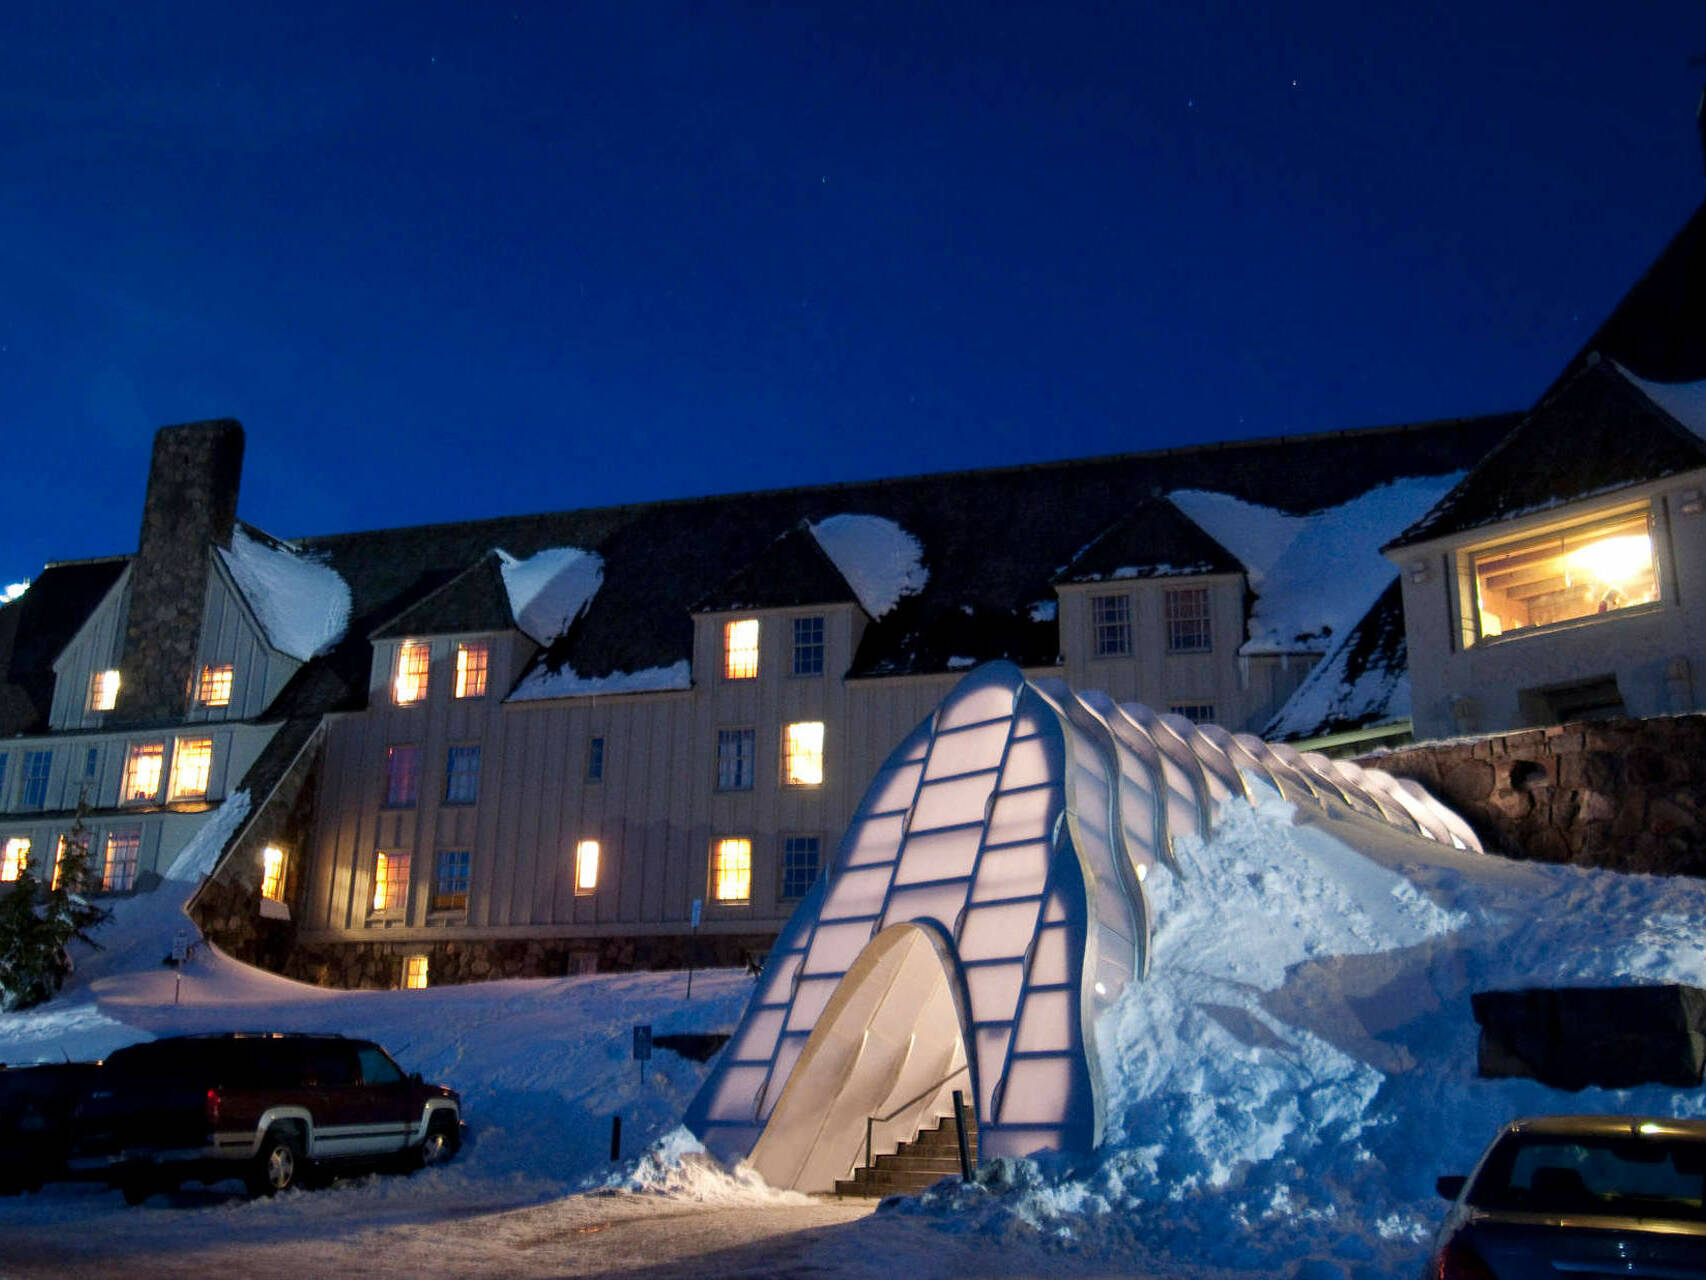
[1428, 1114, 1706, 1279]
[68, 1032, 462, 1203]
[0, 1061, 105, 1194]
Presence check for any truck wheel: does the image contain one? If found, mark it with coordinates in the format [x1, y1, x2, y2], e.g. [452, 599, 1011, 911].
[414, 1115, 461, 1170]
[246, 1128, 304, 1197]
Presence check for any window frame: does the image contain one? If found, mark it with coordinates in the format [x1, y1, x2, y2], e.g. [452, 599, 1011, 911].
[710, 836, 753, 905]
[168, 737, 214, 801]
[88, 669, 121, 712]
[791, 615, 825, 677]
[431, 849, 471, 912]
[716, 726, 757, 792]
[102, 829, 141, 893]
[574, 839, 600, 896]
[723, 618, 760, 680]
[20, 750, 51, 810]
[1090, 593, 1132, 658]
[261, 845, 286, 901]
[0, 836, 28, 882]
[402, 954, 430, 990]
[442, 744, 482, 806]
[781, 721, 825, 788]
[1164, 586, 1213, 654]
[384, 745, 421, 809]
[779, 834, 821, 901]
[454, 642, 489, 699]
[371, 850, 411, 915]
[393, 639, 431, 705]
[197, 663, 234, 708]
[586, 736, 605, 783]
[1168, 702, 1217, 726]
[121, 742, 166, 805]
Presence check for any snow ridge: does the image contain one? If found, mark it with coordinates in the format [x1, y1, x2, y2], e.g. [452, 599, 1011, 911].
[498, 546, 604, 644]
[808, 514, 927, 618]
[220, 528, 351, 661]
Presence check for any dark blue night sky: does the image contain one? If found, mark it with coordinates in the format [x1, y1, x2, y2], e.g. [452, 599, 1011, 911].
[4, 1, 1703, 586]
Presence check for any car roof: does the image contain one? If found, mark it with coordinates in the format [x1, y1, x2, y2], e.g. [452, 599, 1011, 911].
[1505, 1115, 1706, 1140]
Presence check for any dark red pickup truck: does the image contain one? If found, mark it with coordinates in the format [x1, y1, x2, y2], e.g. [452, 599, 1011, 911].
[69, 1032, 462, 1202]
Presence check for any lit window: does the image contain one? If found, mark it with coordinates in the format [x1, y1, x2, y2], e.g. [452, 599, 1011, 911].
[711, 837, 752, 904]
[198, 664, 233, 708]
[792, 616, 824, 676]
[454, 643, 488, 699]
[403, 954, 429, 989]
[393, 640, 430, 705]
[1466, 506, 1660, 643]
[385, 745, 421, 808]
[169, 738, 213, 799]
[51, 833, 91, 891]
[89, 669, 120, 712]
[102, 831, 140, 892]
[781, 835, 820, 900]
[261, 845, 286, 900]
[52, 835, 68, 891]
[1092, 594, 1131, 657]
[372, 851, 410, 913]
[1, 837, 28, 882]
[1169, 703, 1216, 725]
[122, 743, 165, 803]
[574, 839, 600, 896]
[783, 722, 824, 786]
[716, 728, 755, 791]
[443, 745, 481, 805]
[586, 736, 605, 782]
[20, 751, 49, 809]
[432, 850, 470, 911]
[723, 618, 759, 679]
[1165, 587, 1212, 653]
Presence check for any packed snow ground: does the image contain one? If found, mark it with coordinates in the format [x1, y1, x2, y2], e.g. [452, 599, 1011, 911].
[5, 785, 1706, 1278]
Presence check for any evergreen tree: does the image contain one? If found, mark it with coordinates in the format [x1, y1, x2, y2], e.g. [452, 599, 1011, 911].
[0, 794, 110, 1012]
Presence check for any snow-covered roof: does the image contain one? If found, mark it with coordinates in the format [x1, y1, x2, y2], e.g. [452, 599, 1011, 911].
[507, 658, 690, 702]
[219, 526, 351, 662]
[1263, 579, 1409, 741]
[806, 514, 927, 619]
[1171, 474, 1462, 655]
[1625, 365, 1706, 442]
[498, 546, 604, 645]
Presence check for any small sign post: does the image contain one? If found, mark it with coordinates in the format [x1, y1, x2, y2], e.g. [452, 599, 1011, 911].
[633, 1023, 652, 1086]
[171, 931, 189, 1006]
[686, 898, 702, 1000]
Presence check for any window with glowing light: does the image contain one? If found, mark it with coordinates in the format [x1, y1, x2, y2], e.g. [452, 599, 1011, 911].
[574, 839, 600, 896]
[1466, 506, 1660, 643]
[403, 955, 429, 989]
[710, 837, 752, 904]
[723, 619, 759, 679]
[372, 851, 410, 913]
[261, 845, 286, 900]
[102, 830, 140, 892]
[393, 640, 430, 704]
[51, 836, 67, 890]
[198, 663, 233, 708]
[122, 743, 165, 803]
[88, 669, 120, 712]
[169, 738, 213, 799]
[782, 722, 824, 786]
[454, 642, 488, 698]
[1, 836, 28, 882]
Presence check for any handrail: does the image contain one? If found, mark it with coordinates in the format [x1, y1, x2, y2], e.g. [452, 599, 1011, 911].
[864, 1064, 971, 1170]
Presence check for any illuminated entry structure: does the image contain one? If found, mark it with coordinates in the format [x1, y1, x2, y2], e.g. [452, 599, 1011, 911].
[685, 661, 1479, 1191]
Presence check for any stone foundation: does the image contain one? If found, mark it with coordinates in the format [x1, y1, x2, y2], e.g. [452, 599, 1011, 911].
[1365, 713, 1706, 875]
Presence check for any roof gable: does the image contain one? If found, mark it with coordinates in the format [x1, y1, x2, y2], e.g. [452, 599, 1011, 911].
[0, 557, 130, 734]
[1388, 360, 1706, 549]
[694, 523, 861, 614]
[1055, 497, 1243, 584]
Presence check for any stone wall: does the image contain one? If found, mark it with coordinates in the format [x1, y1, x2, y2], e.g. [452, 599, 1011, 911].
[282, 931, 779, 990]
[1364, 714, 1706, 876]
[113, 419, 244, 725]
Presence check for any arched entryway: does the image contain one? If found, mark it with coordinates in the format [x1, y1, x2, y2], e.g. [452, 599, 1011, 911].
[747, 922, 971, 1192]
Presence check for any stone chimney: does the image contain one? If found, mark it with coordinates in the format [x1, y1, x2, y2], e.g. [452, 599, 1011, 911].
[111, 420, 245, 725]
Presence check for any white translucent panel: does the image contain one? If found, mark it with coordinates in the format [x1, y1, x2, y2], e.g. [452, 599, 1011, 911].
[969, 841, 1048, 903]
[1116, 776, 1158, 871]
[900, 729, 930, 762]
[997, 1056, 1075, 1125]
[732, 1007, 787, 1061]
[936, 678, 1017, 730]
[801, 920, 878, 975]
[760, 952, 802, 1003]
[760, 1036, 807, 1120]
[910, 770, 1000, 833]
[1000, 736, 1055, 791]
[844, 813, 907, 867]
[1235, 734, 1320, 805]
[1013, 991, 1076, 1054]
[1183, 727, 1246, 806]
[1326, 758, 1418, 831]
[1027, 925, 1071, 986]
[893, 826, 984, 885]
[1091, 879, 1135, 942]
[924, 720, 1011, 780]
[958, 900, 1042, 961]
[704, 1065, 771, 1121]
[1010, 708, 1049, 739]
[1042, 889, 1068, 923]
[881, 882, 971, 936]
[785, 975, 842, 1030]
[1264, 741, 1330, 803]
[1069, 761, 1112, 843]
[866, 762, 924, 815]
[974, 1026, 1012, 1118]
[964, 961, 1025, 1025]
[985, 785, 1055, 848]
[1397, 779, 1482, 852]
[820, 866, 895, 921]
[1093, 933, 1132, 991]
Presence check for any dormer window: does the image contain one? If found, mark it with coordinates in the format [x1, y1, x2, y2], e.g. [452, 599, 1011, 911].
[393, 640, 430, 704]
[198, 664, 233, 708]
[122, 743, 165, 803]
[88, 669, 120, 712]
[454, 642, 488, 699]
[723, 619, 759, 679]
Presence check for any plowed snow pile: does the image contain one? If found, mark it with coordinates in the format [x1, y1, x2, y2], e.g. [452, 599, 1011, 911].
[890, 784, 1706, 1277]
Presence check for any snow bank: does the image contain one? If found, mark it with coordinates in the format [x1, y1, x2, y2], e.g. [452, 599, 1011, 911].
[611, 1127, 811, 1205]
[163, 791, 252, 882]
[219, 527, 351, 661]
[809, 514, 928, 618]
[1171, 476, 1461, 655]
[508, 658, 691, 702]
[498, 546, 603, 644]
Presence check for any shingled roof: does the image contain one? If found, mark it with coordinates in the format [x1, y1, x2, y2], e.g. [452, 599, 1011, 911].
[1263, 578, 1409, 742]
[0, 557, 129, 735]
[694, 523, 861, 614]
[1387, 360, 1706, 549]
[371, 551, 516, 640]
[1055, 497, 1242, 584]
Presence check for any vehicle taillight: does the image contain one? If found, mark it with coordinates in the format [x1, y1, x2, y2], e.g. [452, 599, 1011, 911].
[1431, 1234, 1496, 1280]
[204, 1088, 221, 1127]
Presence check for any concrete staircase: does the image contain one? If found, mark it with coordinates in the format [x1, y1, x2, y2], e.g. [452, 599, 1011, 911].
[834, 1110, 977, 1198]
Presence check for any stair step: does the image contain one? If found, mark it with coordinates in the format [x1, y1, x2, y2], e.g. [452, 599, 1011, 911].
[873, 1154, 964, 1173]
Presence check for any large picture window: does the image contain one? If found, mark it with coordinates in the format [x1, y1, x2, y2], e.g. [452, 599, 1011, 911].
[1467, 506, 1660, 642]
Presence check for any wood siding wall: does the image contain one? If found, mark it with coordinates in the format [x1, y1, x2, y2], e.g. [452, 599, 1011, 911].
[183, 561, 301, 723]
[49, 568, 132, 731]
